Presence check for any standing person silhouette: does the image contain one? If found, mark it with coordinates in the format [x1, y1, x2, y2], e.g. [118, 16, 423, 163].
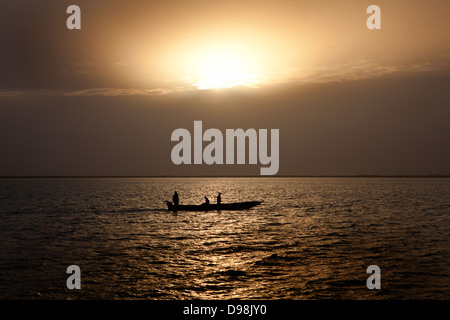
[217, 192, 221, 205]
[173, 191, 179, 206]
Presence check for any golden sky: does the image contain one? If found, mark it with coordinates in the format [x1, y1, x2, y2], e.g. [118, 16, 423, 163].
[2, 0, 449, 95]
[0, 0, 449, 176]
[86, 0, 450, 93]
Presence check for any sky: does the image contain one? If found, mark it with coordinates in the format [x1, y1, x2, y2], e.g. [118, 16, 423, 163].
[0, 0, 449, 176]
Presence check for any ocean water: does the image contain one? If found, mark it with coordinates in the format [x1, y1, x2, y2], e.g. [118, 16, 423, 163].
[0, 177, 449, 300]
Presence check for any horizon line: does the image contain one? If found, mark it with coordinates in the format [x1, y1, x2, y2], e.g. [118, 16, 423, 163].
[1, 175, 449, 179]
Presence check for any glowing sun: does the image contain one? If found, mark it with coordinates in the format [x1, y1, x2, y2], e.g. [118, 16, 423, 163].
[188, 45, 261, 89]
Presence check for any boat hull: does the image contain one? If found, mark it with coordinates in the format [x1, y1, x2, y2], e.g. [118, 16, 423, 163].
[166, 201, 263, 212]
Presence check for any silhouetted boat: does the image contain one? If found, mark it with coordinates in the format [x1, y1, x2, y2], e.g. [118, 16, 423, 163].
[166, 200, 263, 212]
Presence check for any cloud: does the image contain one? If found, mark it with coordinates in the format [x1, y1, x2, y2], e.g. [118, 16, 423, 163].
[62, 62, 96, 75]
[267, 60, 437, 86]
[4, 59, 442, 98]
[63, 87, 182, 96]
[0, 90, 22, 97]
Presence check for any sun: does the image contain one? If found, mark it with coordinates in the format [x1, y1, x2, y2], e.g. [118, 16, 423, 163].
[187, 45, 261, 90]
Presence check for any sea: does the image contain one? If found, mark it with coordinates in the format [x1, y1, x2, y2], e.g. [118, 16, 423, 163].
[0, 177, 449, 300]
